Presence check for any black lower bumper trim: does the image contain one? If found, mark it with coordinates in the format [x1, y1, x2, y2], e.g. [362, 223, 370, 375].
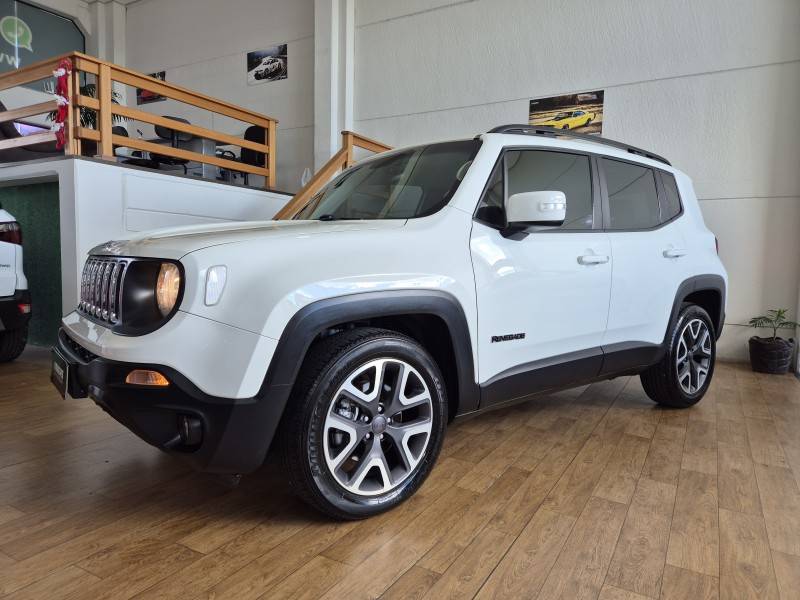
[54, 328, 281, 474]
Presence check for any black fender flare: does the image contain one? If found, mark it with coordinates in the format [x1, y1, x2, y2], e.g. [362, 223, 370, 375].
[250, 289, 479, 461]
[665, 274, 726, 342]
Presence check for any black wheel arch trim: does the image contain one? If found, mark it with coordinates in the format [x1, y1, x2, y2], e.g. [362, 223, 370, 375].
[667, 274, 726, 341]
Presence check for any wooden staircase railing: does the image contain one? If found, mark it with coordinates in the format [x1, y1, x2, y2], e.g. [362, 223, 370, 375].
[274, 130, 392, 219]
[0, 52, 279, 188]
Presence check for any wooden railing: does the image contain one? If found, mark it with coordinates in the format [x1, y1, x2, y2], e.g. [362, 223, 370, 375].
[0, 52, 279, 188]
[274, 130, 392, 219]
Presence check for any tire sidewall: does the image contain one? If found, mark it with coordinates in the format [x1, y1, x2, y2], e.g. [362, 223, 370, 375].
[303, 336, 447, 518]
[667, 305, 716, 404]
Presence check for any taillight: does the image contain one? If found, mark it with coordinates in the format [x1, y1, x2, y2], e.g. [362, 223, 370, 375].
[715, 236, 719, 255]
[0, 221, 21, 245]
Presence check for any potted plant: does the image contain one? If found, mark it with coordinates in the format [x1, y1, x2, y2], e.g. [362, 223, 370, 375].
[748, 308, 798, 374]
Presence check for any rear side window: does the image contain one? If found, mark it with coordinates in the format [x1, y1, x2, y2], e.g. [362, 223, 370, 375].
[602, 158, 660, 230]
[475, 149, 594, 230]
[660, 172, 683, 222]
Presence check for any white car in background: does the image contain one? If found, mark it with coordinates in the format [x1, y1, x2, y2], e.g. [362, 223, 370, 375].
[0, 207, 30, 362]
[53, 125, 727, 519]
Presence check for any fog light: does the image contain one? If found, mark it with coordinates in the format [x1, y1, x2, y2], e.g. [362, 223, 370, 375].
[125, 369, 169, 387]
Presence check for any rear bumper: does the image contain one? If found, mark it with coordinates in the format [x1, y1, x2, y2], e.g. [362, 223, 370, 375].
[0, 290, 31, 331]
[55, 328, 284, 474]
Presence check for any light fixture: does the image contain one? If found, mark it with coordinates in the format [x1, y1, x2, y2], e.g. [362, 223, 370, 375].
[204, 265, 227, 306]
[125, 369, 170, 387]
[156, 263, 181, 316]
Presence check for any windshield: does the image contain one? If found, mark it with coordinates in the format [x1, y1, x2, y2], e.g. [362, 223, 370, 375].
[552, 112, 571, 120]
[296, 140, 480, 220]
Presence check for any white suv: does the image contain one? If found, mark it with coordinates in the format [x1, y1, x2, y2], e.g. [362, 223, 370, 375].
[52, 125, 727, 519]
[0, 207, 30, 362]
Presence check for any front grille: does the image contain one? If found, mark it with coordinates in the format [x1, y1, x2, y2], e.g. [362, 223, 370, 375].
[78, 257, 129, 324]
[60, 329, 98, 363]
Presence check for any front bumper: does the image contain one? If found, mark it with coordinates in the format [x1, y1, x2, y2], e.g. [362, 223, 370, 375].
[0, 290, 31, 331]
[54, 328, 283, 474]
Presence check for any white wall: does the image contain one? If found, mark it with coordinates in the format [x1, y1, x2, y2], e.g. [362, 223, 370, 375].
[353, 0, 800, 361]
[124, 0, 314, 193]
[0, 158, 290, 313]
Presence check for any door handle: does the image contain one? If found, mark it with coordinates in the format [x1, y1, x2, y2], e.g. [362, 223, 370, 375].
[663, 248, 688, 259]
[577, 254, 609, 265]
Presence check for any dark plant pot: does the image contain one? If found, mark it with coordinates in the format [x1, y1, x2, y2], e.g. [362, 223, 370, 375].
[748, 336, 795, 374]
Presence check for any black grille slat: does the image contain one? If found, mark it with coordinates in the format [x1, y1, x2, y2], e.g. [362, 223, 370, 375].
[78, 256, 128, 325]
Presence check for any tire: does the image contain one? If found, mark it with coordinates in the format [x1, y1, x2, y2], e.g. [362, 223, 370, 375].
[280, 327, 447, 519]
[0, 325, 27, 363]
[562, 124, 569, 130]
[640, 304, 716, 408]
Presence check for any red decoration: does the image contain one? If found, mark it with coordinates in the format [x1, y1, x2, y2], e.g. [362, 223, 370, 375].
[52, 58, 72, 150]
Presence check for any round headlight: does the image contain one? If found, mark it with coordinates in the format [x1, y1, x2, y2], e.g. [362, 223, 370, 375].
[156, 262, 181, 316]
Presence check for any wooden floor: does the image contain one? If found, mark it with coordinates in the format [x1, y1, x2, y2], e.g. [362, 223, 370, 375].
[1, 348, 799, 600]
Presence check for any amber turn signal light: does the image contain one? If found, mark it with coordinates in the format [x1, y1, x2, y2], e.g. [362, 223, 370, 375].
[125, 369, 170, 387]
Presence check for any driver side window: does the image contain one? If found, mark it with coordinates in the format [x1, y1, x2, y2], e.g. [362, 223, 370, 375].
[475, 149, 594, 230]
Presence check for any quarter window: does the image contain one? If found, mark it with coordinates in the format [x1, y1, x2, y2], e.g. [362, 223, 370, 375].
[475, 150, 594, 230]
[660, 172, 683, 222]
[602, 158, 660, 230]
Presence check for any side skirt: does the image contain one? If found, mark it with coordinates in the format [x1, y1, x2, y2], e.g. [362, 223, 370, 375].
[476, 341, 664, 411]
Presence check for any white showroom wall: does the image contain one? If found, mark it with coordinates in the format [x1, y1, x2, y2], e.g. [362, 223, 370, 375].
[124, 0, 315, 192]
[352, 0, 800, 361]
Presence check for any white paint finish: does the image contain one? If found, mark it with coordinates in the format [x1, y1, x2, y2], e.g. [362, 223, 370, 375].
[0, 208, 20, 296]
[699, 196, 800, 326]
[355, 0, 472, 27]
[471, 220, 612, 382]
[61, 309, 278, 397]
[354, 0, 800, 122]
[124, 0, 315, 192]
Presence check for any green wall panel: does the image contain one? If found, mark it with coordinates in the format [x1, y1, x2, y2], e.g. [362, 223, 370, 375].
[0, 182, 61, 346]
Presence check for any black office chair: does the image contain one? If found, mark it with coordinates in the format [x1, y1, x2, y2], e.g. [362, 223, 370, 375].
[151, 116, 193, 174]
[239, 125, 265, 186]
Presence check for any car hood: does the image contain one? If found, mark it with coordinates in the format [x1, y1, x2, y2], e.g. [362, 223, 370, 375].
[90, 219, 407, 259]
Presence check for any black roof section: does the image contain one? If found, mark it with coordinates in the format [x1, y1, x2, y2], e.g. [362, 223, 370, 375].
[486, 124, 671, 166]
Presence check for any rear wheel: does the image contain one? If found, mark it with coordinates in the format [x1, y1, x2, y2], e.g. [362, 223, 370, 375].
[641, 305, 716, 408]
[0, 324, 27, 362]
[280, 327, 447, 519]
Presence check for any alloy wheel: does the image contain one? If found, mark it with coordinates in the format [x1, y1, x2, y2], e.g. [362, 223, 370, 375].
[322, 358, 433, 496]
[676, 318, 712, 394]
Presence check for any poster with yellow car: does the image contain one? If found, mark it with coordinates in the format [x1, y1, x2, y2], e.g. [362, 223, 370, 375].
[529, 90, 604, 135]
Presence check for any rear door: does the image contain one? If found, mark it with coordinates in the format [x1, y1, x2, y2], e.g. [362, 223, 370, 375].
[600, 158, 688, 356]
[0, 211, 18, 296]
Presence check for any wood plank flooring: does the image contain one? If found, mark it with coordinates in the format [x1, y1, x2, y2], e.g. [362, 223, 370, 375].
[1, 347, 799, 599]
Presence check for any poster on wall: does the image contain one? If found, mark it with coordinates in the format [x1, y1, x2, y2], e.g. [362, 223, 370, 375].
[247, 44, 287, 85]
[136, 71, 167, 105]
[529, 90, 604, 135]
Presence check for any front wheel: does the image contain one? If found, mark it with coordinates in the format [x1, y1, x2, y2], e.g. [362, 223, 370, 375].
[281, 327, 447, 519]
[640, 304, 716, 408]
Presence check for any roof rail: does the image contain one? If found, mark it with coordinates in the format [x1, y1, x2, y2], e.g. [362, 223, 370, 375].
[486, 124, 671, 166]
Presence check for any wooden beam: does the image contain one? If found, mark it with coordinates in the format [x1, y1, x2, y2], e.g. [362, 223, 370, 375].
[0, 101, 58, 124]
[76, 127, 100, 141]
[98, 64, 113, 158]
[112, 71, 274, 127]
[111, 105, 270, 154]
[345, 130, 392, 154]
[267, 119, 277, 189]
[274, 147, 348, 219]
[75, 95, 100, 110]
[0, 131, 57, 151]
[115, 135, 270, 177]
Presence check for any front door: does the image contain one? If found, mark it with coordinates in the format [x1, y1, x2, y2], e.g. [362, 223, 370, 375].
[470, 148, 612, 406]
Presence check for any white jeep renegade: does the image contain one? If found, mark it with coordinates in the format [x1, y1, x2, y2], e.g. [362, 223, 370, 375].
[53, 125, 727, 519]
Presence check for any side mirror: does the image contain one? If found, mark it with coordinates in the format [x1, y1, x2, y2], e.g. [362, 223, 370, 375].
[506, 191, 567, 227]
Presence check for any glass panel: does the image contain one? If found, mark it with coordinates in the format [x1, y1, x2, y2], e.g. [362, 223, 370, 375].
[603, 158, 660, 230]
